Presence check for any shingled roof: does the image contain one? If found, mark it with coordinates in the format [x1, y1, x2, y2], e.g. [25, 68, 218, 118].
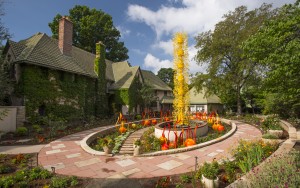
[141, 70, 172, 91]
[189, 87, 221, 104]
[7, 32, 140, 89]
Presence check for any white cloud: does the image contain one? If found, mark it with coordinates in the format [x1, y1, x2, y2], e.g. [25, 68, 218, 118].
[152, 40, 173, 55]
[143, 54, 173, 74]
[127, 0, 295, 38]
[116, 26, 131, 38]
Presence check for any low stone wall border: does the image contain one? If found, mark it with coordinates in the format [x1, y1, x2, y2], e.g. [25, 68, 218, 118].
[139, 119, 236, 156]
[227, 119, 298, 188]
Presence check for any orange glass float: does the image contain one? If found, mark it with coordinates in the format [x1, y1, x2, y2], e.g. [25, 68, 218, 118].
[152, 119, 157, 125]
[184, 138, 196, 147]
[161, 143, 169, 150]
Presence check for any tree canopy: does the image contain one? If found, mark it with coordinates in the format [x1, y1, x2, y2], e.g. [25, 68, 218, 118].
[157, 68, 174, 89]
[48, 5, 128, 62]
[193, 4, 275, 114]
[0, 1, 12, 105]
[243, 1, 300, 117]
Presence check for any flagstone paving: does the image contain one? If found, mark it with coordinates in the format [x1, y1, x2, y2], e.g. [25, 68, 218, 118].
[38, 121, 262, 179]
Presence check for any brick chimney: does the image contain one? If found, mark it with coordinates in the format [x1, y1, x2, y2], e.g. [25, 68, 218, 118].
[59, 16, 73, 56]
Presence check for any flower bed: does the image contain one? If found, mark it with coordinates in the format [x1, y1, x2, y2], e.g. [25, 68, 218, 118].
[140, 122, 232, 154]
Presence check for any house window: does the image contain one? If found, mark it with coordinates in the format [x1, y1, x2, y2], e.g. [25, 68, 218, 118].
[164, 91, 167, 96]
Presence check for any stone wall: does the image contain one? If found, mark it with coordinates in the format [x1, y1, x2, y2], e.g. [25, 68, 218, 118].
[0, 106, 25, 132]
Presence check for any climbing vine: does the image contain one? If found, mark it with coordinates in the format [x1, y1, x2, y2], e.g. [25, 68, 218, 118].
[95, 42, 108, 117]
[17, 65, 96, 121]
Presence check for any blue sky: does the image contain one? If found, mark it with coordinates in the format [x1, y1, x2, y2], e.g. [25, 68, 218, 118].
[2, 0, 295, 74]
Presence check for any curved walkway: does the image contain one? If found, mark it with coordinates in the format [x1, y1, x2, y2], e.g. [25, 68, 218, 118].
[38, 121, 261, 180]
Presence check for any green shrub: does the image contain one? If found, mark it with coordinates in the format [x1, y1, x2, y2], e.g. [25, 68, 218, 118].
[0, 176, 14, 188]
[32, 124, 43, 133]
[50, 176, 69, 188]
[222, 160, 237, 183]
[18, 181, 29, 188]
[16, 127, 28, 136]
[262, 133, 279, 139]
[0, 164, 12, 174]
[238, 150, 300, 187]
[136, 114, 142, 120]
[232, 140, 278, 174]
[40, 168, 52, 179]
[69, 176, 79, 186]
[180, 174, 192, 183]
[262, 115, 282, 131]
[201, 161, 219, 180]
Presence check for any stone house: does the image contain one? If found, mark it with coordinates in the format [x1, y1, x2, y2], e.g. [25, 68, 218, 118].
[2, 17, 171, 120]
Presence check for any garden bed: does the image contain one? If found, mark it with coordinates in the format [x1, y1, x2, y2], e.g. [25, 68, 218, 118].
[0, 117, 115, 146]
[0, 153, 90, 187]
[139, 122, 233, 156]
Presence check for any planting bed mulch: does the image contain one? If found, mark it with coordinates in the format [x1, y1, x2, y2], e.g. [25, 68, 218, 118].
[0, 118, 115, 146]
[0, 153, 91, 187]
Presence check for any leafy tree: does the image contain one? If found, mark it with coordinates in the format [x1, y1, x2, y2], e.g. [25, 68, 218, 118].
[193, 4, 275, 114]
[243, 1, 300, 117]
[48, 5, 128, 62]
[0, 57, 12, 105]
[139, 83, 158, 111]
[0, 1, 10, 44]
[157, 68, 174, 89]
[0, 0, 12, 105]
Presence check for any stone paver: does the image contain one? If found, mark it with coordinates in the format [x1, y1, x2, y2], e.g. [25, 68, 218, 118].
[38, 121, 262, 181]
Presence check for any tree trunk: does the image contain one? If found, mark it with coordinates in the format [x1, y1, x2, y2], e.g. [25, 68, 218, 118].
[237, 87, 242, 115]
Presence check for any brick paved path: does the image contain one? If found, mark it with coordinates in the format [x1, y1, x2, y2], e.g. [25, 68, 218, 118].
[38, 121, 261, 179]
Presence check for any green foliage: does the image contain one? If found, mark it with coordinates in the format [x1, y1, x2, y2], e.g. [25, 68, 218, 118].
[194, 4, 275, 114]
[95, 42, 108, 118]
[243, 1, 300, 118]
[32, 124, 43, 133]
[16, 127, 28, 136]
[222, 160, 237, 183]
[155, 176, 171, 188]
[0, 164, 12, 174]
[0, 58, 13, 105]
[0, 109, 8, 121]
[17, 65, 95, 121]
[140, 127, 161, 152]
[232, 140, 278, 174]
[114, 77, 142, 113]
[139, 83, 157, 110]
[262, 133, 279, 139]
[239, 150, 300, 188]
[50, 176, 69, 188]
[180, 174, 192, 183]
[48, 5, 128, 62]
[261, 115, 282, 131]
[0, 175, 14, 188]
[201, 161, 219, 180]
[157, 68, 174, 89]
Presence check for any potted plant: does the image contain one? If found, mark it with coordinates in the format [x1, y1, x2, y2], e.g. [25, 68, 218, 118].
[201, 161, 219, 188]
[133, 138, 141, 156]
[99, 136, 115, 155]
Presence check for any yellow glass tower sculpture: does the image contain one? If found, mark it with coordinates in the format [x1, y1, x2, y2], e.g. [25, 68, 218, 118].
[173, 33, 189, 126]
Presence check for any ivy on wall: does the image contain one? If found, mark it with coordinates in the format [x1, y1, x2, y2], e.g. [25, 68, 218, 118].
[95, 42, 108, 117]
[114, 76, 142, 113]
[17, 64, 96, 121]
